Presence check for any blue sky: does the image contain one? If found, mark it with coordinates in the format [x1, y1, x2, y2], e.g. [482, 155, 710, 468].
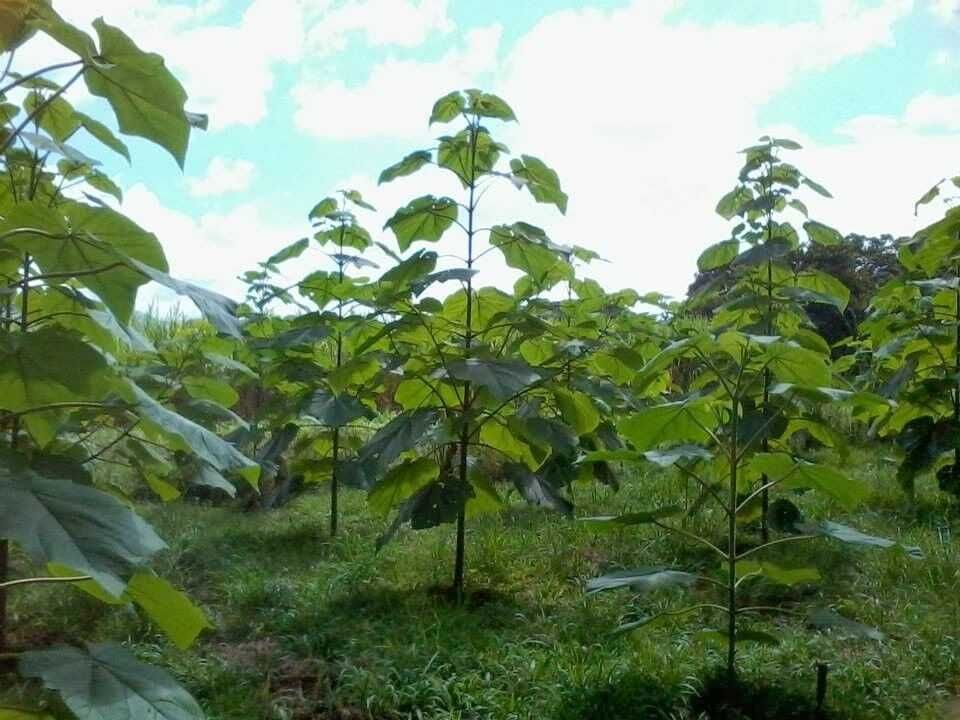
[26, 0, 960, 305]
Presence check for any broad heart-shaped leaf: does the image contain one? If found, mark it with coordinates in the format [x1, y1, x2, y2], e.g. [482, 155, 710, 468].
[732, 238, 793, 267]
[264, 238, 309, 267]
[794, 269, 851, 311]
[0, 465, 164, 597]
[746, 454, 868, 511]
[304, 389, 374, 426]
[503, 463, 573, 515]
[737, 561, 821, 587]
[76, 112, 131, 162]
[0, 326, 114, 413]
[379, 150, 432, 184]
[124, 572, 211, 650]
[123, 256, 243, 337]
[798, 520, 923, 559]
[447, 358, 542, 401]
[762, 342, 832, 386]
[465, 89, 517, 121]
[24, 92, 81, 142]
[804, 220, 843, 246]
[182, 376, 238, 408]
[490, 223, 573, 288]
[3, 201, 167, 324]
[618, 400, 713, 451]
[355, 409, 442, 483]
[19, 643, 204, 720]
[643, 445, 713, 467]
[807, 608, 884, 641]
[716, 186, 753, 220]
[190, 463, 237, 498]
[480, 419, 541, 470]
[85, 19, 192, 167]
[130, 384, 259, 487]
[384, 195, 458, 251]
[368, 457, 440, 516]
[554, 388, 601, 435]
[430, 90, 466, 124]
[509, 155, 568, 213]
[586, 568, 697, 595]
[698, 240, 739, 271]
[66, 568, 211, 650]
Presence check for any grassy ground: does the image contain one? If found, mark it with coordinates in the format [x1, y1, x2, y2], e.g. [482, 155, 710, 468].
[5, 447, 960, 719]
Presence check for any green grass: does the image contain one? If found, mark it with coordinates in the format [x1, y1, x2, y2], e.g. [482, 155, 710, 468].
[5, 447, 960, 719]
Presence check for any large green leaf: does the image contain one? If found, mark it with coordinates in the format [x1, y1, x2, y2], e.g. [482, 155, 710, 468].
[763, 343, 832, 386]
[503, 463, 572, 515]
[447, 358, 541, 401]
[3, 201, 167, 324]
[304, 390, 373, 426]
[618, 401, 713, 451]
[429, 90, 466, 124]
[0, 465, 164, 597]
[84, 20, 192, 166]
[480, 419, 540, 470]
[19, 643, 204, 720]
[586, 568, 697, 594]
[123, 257, 243, 337]
[807, 608, 884, 640]
[509, 155, 568, 213]
[384, 195, 458, 251]
[379, 150, 432, 184]
[125, 572, 211, 650]
[465, 90, 517, 121]
[747, 454, 868, 511]
[130, 384, 259, 487]
[737, 561, 820, 587]
[697, 240, 739, 271]
[356, 409, 442, 481]
[368, 458, 439, 516]
[799, 520, 923, 558]
[553, 388, 601, 435]
[0, 326, 114, 414]
[803, 220, 843, 247]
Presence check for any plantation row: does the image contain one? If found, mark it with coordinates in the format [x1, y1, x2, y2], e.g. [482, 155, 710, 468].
[0, 5, 956, 718]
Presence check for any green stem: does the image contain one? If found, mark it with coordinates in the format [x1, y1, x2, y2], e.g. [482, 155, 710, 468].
[330, 223, 346, 538]
[727, 394, 740, 692]
[453, 115, 480, 605]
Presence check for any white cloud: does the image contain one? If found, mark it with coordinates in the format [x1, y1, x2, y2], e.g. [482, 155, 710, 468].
[929, 0, 960, 22]
[904, 93, 960, 130]
[288, 0, 938, 301]
[15, 0, 461, 130]
[187, 157, 257, 198]
[293, 24, 503, 140]
[122, 184, 311, 308]
[306, 0, 454, 57]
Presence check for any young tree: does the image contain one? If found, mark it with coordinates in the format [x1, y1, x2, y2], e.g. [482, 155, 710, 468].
[0, 4, 254, 716]
[693, 137, 851, 540]
[364, 89, 621, 602]
[861, 176, 960, 498]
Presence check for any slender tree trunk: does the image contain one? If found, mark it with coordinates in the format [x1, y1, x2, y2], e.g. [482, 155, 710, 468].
[330, 229, 346, 537]
[727, 396, 740, 698]
[453, 118, 480, 604]
[954, 264, 959, 475]
[759, 163, 774, 543]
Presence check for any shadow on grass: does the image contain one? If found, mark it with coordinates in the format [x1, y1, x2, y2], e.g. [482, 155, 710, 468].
[552, 670, 852, 720]
[551, 673, 687, 720]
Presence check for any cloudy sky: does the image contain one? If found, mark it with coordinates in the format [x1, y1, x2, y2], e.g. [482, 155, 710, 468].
[21, 0, 960, 307]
